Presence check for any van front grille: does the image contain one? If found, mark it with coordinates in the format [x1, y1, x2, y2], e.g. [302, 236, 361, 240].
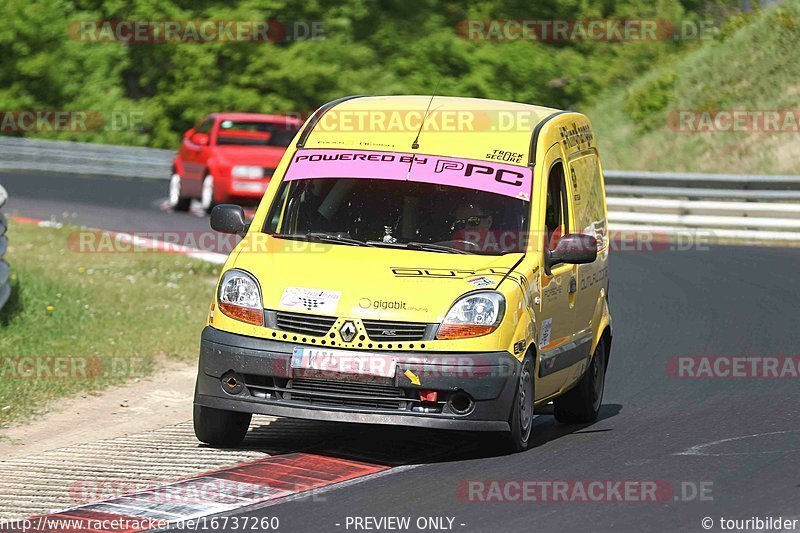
[287, 377, 407, 410]
[269, 311, 435, 342]
[362, 319, 429, 341]
[274, 311, 337, 336]
[243, 375, 447, 413]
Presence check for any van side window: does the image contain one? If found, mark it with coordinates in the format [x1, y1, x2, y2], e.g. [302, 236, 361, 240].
[544, 162, 569, 250]
[568, 153, 605, 246]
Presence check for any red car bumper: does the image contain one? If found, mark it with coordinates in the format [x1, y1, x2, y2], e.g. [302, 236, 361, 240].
[218, 178, 271, 202]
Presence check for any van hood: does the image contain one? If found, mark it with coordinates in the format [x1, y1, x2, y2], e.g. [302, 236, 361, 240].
[231, 235, 523, 323]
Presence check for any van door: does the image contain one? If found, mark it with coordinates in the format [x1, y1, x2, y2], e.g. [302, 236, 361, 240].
[535, 146, 579, 398]
[566, 151, 608, 354]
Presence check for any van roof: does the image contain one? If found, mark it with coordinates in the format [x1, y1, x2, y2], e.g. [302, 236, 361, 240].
[300, 95, 563, 167]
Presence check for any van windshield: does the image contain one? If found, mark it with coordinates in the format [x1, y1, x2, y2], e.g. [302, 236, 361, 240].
[265, 177, 529, 255]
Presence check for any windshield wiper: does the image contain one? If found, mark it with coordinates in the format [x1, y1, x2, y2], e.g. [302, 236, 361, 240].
[273, 233, 466, 253]
[271, 232, 371, 247]
[405, 241, 471, 254]
[270, 233, 312, 242]
[307, 232, 372, 246]
[365, 240, 471, 254]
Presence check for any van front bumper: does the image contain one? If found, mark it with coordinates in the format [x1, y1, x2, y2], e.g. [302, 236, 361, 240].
[194, 327, 520, 432]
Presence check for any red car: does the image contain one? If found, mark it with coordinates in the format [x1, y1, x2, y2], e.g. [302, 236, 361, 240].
[169, 113, 302, 213]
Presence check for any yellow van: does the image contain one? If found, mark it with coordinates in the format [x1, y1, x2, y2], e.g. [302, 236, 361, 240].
[194, 95, 612, 452]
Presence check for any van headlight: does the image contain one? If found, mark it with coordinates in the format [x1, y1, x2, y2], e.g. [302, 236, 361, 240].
[436, 292, 505, 340]
[217, 269, 264, 326]
[232, 166, 264, 179]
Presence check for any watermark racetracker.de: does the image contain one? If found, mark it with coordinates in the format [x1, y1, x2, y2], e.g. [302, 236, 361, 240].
[669, 110, 800, 133]
[68, 478, 327, 505]
[65, 229, 713, 256]
[0, 356, 147, 379]
[456, 19, 721, 42]
[0, 110, 144, 133]
[69, 19, 325, 43]
[668, 356, 800, 379]
[457, 479, 714, 503]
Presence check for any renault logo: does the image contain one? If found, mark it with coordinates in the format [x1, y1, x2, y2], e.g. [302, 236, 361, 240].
[339, 321, 357, 342]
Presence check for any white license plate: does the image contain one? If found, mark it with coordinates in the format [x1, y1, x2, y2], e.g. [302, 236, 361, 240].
[232, 181, 267, 193]
[291, 348, 397, 378]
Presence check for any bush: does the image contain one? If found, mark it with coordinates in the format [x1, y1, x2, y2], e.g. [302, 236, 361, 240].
[623, 69, 678, 133]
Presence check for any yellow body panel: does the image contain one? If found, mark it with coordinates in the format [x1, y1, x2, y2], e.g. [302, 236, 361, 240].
[212, 95, 612, 403]
[302, 95, 558, 164]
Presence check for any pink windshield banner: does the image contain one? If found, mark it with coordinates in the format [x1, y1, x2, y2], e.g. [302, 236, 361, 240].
[283, 149, 532, 200]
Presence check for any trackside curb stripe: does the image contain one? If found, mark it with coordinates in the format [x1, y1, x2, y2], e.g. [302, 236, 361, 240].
[2, 454, 389, 533]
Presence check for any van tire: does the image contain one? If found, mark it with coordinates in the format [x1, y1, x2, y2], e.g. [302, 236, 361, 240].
[501, 353, 535, 453]
[193, 404, 251, 447]
[554, 338, 607, 424]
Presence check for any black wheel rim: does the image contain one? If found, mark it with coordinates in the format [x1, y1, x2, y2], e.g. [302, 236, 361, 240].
[518, 362, 534, 440]
[591, 343, 606, 412]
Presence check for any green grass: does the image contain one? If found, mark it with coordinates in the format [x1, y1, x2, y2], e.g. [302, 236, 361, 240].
[0, 221, 220, 426]
[587, 1, 800, 174]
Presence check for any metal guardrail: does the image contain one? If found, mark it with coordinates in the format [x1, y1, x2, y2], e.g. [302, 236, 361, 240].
[0, 184, 10, 312]
[0, 137, 799, 242]
[603, 170, 800, 242]
[0, 137, 173, 179]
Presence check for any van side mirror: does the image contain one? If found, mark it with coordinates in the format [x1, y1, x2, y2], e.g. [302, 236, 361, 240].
[210, 204, 249, 236]
[545, 233, 598, 274]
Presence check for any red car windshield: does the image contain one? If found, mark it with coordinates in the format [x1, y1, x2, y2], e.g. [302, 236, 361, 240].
[216, 120, 300, 147]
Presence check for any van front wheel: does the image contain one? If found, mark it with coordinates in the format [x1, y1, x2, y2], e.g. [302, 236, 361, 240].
[554, 338, 606, 424]
[193, 404, 251, 447]
[501, 354, 535, 453]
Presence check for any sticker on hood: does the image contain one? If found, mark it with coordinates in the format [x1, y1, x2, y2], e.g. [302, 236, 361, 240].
[280, 287, 342, 314]
[466, 275, 496, 288]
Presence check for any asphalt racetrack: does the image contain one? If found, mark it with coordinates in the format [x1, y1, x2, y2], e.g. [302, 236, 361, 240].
[3, 170, 799, 532]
